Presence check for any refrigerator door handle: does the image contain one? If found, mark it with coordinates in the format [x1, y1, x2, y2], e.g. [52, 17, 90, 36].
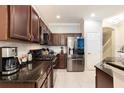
[69, 48, 71, 55]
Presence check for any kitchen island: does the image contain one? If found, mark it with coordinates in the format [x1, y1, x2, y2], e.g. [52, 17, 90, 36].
[0, 60, 54, 88]
[95, 57, 124, 88]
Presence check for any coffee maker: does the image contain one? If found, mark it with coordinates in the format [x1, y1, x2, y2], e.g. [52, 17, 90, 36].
[0, 47, 20, 75]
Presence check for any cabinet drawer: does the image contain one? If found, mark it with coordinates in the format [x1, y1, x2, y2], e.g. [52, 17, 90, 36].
[36, 73, 47, 88]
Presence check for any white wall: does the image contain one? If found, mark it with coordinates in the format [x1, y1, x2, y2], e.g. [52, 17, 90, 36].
[80, 19, 84, 37]
[84, 19, 103, 70]
[84, 19, 102, 33]
[49, 23, 81, 33]
[48, 46, 67, 54]
[114, 21, 124, 57]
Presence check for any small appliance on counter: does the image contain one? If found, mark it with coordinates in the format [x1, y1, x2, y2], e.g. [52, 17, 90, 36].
[29, 48, 55, 61]
[0, 47, 20, 75]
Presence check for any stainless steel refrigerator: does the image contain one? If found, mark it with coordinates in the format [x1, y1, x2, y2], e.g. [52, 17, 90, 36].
[67, 37, 84, 72]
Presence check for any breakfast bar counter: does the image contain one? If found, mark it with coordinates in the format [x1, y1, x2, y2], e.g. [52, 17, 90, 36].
[95, 57, 124, 88]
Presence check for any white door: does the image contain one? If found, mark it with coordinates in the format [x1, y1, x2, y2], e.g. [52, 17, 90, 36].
[85, 32, 102, 70]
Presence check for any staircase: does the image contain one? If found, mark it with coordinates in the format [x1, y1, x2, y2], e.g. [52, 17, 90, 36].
[103, 28, 113, 59]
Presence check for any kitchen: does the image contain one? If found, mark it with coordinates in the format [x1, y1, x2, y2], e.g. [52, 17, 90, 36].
[0, 5, 84, 88]
[1, 5, 124, 88]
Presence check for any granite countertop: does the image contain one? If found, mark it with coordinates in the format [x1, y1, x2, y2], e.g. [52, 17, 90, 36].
[0, 60, 52, 84]
[95, 62, 113, 77]
[95, 57, 124, 77]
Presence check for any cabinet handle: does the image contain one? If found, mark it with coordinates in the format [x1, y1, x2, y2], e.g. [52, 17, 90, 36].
[27, 32, 31, 40]
[88, 52, 91, 54]
[32, 35, 34, 40]
[30, 34, 34, 41]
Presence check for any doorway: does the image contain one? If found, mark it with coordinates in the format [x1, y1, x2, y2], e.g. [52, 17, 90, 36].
[85, 32, 102, 70]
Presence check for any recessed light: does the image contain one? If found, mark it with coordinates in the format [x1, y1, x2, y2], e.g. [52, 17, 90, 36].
[91, 13, 95, 17]
[56, 15, 60, 19]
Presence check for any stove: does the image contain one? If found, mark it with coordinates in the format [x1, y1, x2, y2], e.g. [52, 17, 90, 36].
[30, 49, 55, 61]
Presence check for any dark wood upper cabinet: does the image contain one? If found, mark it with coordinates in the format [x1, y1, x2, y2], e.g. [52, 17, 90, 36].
[0, 5, 50, 44]
[52, 34, 61, 46]
[10, 5, 30, 41]
[51, 33, 82, 46]
[39, 18, 52, 45]
[30, 7, 40, 43]
[0, 5, 8, 40]
[60, 34, 66, 46]
[39, 18, 45, 44]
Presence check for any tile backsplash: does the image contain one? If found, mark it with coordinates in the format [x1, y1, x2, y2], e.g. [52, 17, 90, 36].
[48, 46, 67, 54]
[0, 41, 42, 57]
[0, 41, 67, 58]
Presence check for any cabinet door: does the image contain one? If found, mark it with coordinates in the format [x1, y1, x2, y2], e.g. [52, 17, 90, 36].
[0, 83, 35, 88]
[60, 34, 66, 46]
[96, 68, 113, 88]
[10, 5, 30, 40]
[0, 5, 8, 40]
[31, 7, 40, 43]
[57, 34, 61, 46]
[58, 54, 66, 69]
[65, 34, 68, 45]
[39, 19, 46, 44]
[52, 34, 55, 45]
[47, 70, 53, 88]
[47, 32, 52, 45]
[52, 34, 61, 46]
[41, 78, 48, 88]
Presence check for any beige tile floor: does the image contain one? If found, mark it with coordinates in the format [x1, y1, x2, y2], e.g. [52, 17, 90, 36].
[54, 69, 95, 88]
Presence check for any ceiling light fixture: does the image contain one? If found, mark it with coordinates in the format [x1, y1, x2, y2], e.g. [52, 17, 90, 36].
[91, 13, 95, 17]
[56, 15, 61, 19]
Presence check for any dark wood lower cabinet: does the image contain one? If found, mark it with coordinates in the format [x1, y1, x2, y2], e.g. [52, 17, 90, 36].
[56, 53, 67, 69]
[40, 67, 53, 88]
[41, 67, 53, 88]
[95, 68, 113, 88]
[0, 83, 35, 88]
[48, 69, 53, 88]
[41, 78, 48, 88]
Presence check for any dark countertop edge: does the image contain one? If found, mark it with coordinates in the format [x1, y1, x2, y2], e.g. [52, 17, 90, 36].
[106, 62, 124, 71]
[0, 80, 35, 84]
[95, 63, 113, 77]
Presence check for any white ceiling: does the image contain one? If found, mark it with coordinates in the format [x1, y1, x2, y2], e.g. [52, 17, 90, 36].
[34, 5, 124, 23]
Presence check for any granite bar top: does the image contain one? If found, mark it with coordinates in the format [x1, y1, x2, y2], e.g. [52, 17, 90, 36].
[0, 60, 52, 84]
[95, 57, 124, 77]
[95, 62, 113, 77]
